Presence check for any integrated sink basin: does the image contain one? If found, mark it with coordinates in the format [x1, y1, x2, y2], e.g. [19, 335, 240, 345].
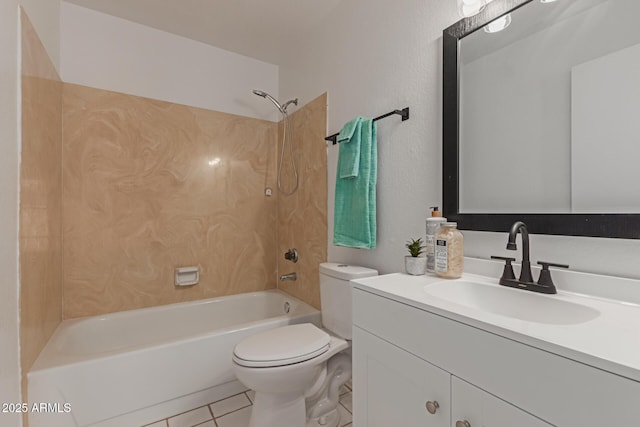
[424, 279, 600, 325]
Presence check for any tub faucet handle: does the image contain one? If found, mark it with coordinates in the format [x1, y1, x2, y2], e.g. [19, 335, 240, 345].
[284, 248, 298, 263]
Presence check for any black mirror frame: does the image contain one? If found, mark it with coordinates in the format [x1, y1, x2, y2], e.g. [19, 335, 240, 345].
[442, 0, 640, 239]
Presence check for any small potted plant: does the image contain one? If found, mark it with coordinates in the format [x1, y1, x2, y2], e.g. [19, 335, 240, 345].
[405, 238, 427, 275]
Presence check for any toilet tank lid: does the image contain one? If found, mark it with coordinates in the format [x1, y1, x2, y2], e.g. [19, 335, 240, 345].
[320, 263, 378, 280]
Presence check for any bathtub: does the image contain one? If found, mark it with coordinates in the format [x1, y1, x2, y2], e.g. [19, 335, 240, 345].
[28, 290, 321, 427]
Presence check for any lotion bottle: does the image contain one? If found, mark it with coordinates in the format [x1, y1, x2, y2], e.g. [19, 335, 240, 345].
[426, 207, 447, 273]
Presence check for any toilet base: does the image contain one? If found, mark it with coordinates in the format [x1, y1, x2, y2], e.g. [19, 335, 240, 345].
[307, 408, 340, 427]
[306, 353, 351, 424]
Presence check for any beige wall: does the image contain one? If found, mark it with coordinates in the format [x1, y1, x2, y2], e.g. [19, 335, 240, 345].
[62, 84, 280, 318]
[19, 7, 327, 361]
[61, 85, 328, 318]
[277, 93, 328, 309]
[19, 8, 63, 407]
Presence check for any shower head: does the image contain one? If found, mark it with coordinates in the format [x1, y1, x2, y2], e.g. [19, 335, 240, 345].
[252, 90, 299, 114]
[252, 89, 285, 114]
[281, 98, 299, 112]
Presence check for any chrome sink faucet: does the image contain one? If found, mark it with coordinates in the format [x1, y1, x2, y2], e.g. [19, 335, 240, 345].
[491, 221, 569, 294]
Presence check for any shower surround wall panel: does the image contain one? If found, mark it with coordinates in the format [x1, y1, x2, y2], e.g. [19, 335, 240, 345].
[62, 84, 279, 318]
[19, 8, 63, 403]
[277, 93, 328, 309]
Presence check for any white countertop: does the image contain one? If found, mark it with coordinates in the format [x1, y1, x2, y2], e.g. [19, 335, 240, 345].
[351, 268, 640, 383]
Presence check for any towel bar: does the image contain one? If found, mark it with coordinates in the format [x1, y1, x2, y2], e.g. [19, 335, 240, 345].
[325, 107, 410, 145]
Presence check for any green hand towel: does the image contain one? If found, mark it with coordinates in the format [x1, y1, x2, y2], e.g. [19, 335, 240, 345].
[337, 117, 363, 178]
[333, 118, 377, 249]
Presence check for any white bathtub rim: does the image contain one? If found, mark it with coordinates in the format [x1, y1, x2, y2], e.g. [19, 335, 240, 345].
[61, 288, 297, 324]
[30, 289, 319, 372]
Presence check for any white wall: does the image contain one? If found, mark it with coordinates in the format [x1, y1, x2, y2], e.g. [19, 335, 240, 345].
[279, 0, 459, 274]
[279, 0, 640, 280]
[1, 2, 59, 425]
[0, 4, 22, 425]
[21, 1, 60, 70]
[60, 2, 280, 121]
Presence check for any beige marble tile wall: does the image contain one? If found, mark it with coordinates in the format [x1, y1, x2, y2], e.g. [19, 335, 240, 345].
[19, 8, 63, 408]
[277, 93, 328, 309]
[62, 84, 279, 318]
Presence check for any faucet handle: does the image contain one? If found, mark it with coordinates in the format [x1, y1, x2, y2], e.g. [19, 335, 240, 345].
[284, 248, 299, 263]
[491, 256, 516, 285]
[536, 261, 569, 289]
[537, 261, 569, 269]
[491, 255, 516, 262]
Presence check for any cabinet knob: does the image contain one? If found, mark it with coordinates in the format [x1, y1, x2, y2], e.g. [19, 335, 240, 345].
[425, 400, 439, 414]
[456, 421, 471, 427]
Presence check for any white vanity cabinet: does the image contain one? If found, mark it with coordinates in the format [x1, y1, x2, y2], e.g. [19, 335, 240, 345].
[352, 326, 450, 427]
[352, 285, 640, 427]
[353, 326, 551, 427]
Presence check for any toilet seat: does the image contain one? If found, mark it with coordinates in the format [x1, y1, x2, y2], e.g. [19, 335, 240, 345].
[233, 324, 330, 368]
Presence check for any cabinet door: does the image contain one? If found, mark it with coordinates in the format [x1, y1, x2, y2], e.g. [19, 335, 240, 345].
[352, 326, 450, 427]
[451, 376, 553, 427]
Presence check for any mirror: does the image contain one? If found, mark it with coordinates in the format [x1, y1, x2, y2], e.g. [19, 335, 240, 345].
[443, 0, 640, 238]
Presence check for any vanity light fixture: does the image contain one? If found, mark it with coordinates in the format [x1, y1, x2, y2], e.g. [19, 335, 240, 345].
[484, 13, 512, 33]
[457, 0, 487, 18]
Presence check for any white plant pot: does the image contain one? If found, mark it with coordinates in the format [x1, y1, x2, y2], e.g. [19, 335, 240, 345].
[405, 256, 427, 275]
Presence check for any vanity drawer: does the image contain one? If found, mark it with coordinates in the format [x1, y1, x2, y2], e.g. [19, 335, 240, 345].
[353, 288, 640, 427]
[452, 376, 553, 427]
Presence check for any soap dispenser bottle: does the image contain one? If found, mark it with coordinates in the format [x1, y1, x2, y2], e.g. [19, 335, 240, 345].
[435, 222, 463, 279]
[426, 207, 447, 273]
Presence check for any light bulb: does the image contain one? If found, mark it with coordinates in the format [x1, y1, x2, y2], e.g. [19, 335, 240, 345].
[457, 0, 487, 18]
[484, 13, 512, 33]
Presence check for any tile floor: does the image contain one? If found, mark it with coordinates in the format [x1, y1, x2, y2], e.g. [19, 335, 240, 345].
[142, 381, 353, 427]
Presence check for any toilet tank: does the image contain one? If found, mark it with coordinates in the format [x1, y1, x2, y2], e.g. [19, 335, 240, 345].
[320, 262, 378, 339]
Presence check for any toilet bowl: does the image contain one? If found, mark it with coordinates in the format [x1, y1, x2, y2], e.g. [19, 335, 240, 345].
[232, 263, 377, 427]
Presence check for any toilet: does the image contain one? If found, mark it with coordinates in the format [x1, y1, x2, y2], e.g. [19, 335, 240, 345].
[232, 262, 378, 427]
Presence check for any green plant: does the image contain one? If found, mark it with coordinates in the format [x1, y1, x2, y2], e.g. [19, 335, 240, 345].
[405, 238, 425, 257]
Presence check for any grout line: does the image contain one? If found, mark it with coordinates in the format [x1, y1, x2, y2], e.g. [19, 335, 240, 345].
[206, 402, 216, 424]
[140, 419, 169, 427]
[209, 392, 253, 419]
[339, 401, 352, 414]
[213, 402, 252, 420]
[165, 403, 211, 421]
[152, 383, 355, 426]
[209, 391, 247, 406]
